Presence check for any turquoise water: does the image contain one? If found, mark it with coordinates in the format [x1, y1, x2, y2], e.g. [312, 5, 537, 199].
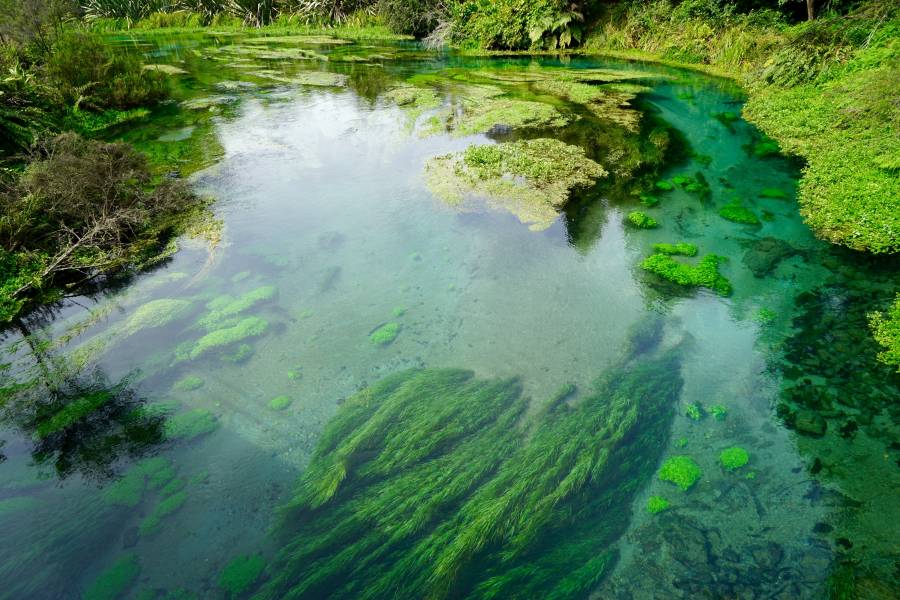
[2, 33, 899, 600]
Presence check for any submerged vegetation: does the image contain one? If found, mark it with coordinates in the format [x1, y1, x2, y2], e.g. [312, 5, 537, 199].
[262, 321, 685, 599]
[640, 253, 732, 296]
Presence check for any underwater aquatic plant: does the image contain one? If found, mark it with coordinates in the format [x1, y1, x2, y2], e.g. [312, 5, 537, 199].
[745, 472, 756, 479]
[187, 317, 268, 360]
[709, 404, 728, 420]
[675, 437, 688, 447]
[640, 254, 732, 296]
[659, 456, 702, 490]
[640, 194, 658, 206]
[693, 154, 713, 164]
[125, 299, 193, 333]
[685, 406, 702, 420]
[165, 410, 220, 440]
[672, 175, 694, 187]
[655, 181, 674, 191]
[199, 286, 277, 327]
[646, 496, 669, 514]
[220, 554, 265, 596]
[759, 189, 789, 199]
[301, 311, 312, 318]
[393, 306, 406, 316]
[173, 378, 203, 391]
[221, 344, 254, 363]
[651, 243, 697, 257]
[710, 112, 739, 133]
[750, 309, 777, 325]
[83, 554, 140, 600]
[718, 447, 749, 471]
[370, 323, 400, 345]
[268, 396, 293, 410]
[140, 490, 190, 536]
[288, 365, 303, 380]
[102, 457, 172, 507]
[719, 203, 760, 224]
[147, 467, 175, 489]
[160, 477, 185, 497]
[259, 332, 686, 600]
[629, 212, 659, 228]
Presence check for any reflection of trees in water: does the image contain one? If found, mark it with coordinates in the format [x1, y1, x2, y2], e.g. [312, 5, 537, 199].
[15, 366, 169, 483]
[1, 313, 169, 484]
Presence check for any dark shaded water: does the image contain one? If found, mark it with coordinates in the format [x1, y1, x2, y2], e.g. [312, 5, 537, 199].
[1, 31, 899, 600]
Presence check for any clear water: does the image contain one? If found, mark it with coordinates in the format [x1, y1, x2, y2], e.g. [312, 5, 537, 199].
[2, 33, 898, 600]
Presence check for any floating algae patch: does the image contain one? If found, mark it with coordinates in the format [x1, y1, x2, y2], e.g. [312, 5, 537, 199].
[426, 139, 606, 230]
[259, 337, 685, 600]
[640, 253, 731, 296]
[447, 98, 570, 137]
[244, 35, 351, 44]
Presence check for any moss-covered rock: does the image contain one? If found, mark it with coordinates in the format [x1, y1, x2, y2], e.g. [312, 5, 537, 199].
[426, 139, 606, 231]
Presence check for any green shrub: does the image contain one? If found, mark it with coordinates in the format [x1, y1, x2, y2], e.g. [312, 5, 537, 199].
[45, 32, 167, 110]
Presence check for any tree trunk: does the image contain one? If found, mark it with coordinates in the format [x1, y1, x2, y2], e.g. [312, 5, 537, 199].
[807, 0, 815, 21]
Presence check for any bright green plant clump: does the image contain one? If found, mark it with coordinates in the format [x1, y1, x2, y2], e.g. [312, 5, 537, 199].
[173, 377, 204, 391]
[83, 554, 140, 600]
[199, 286, 277, 327]
[718, 447, 750, 471]
[125, 299, 193, 332]
[629, 212, 659, 228]
[393, 306, 406, 316]
[693, 154, 712, 164]
[639, 194, 658, 206]
[301, 311, 312, 318]
[268, 396, 293, 410]
[709, 404, 728, 420]
[220, 554, 265, 596]
[869, 294, 900, 371]
[719, 203, 760, 224]
[672, 175, 693, 187]
[160, 478, 185, 497]
[370, 323, 400, 345]
[759, 189, 789, 199]
[685, 405, 702, 420]
[426, 139, 606, 231]
[651, 243, 697, 256]
[259, 331, 686, 600]
[165, 410, 221, 440]
[646, 496, 670, 514]
[190, 471, 210, 484]
[102, 458, 172, 507]
[154, 491, 189, 518]
[746, 472, 756, 479]
[659, 456, 703, 490]
[222, 344, 254, 363]
[34, 390, 116, 438]
[640, 254, 731, 296]
[655, 181, 674, 191]
[675, 437, 688, 447]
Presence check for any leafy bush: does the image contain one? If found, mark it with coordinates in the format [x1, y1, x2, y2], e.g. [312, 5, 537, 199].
[45, 31, 167, 109]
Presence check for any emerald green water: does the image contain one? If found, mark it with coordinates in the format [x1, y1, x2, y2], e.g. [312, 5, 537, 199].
[2, 32, 899, 600]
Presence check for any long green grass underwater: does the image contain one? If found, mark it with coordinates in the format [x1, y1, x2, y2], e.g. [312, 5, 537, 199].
[258, 318, 685, 600]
